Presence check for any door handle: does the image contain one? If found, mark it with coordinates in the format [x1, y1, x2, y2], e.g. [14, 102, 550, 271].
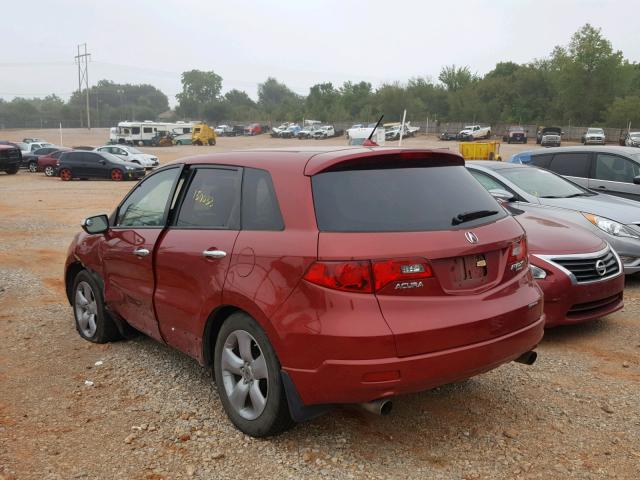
[203, 249, 227, 259]
[133, 248, 150, 257]
[596, 185, 606, 189]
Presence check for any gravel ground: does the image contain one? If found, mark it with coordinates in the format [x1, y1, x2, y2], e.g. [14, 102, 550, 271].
[0, 130, 639, 479]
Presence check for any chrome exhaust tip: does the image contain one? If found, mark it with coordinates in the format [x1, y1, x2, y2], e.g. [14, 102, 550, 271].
[359, 398, 393, 416]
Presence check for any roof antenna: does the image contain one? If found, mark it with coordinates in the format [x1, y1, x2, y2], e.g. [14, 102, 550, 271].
[363, 115, 384, 147]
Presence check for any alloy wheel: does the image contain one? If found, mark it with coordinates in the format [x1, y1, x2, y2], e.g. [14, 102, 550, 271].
[111, 169, 123, 181]
[60, 169, 72, 181]
[74, 281, 98, 337]
[220, 329, 269, 420]
[29, 162, 37, 172]
[44, 166, 54, 176]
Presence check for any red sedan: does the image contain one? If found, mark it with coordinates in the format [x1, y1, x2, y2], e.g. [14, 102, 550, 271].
[37, 148, 70, 176]
[64, 147, 544, 436]
[513, 207, 624, 327]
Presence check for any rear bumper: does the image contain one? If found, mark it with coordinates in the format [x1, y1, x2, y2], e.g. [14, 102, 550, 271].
[284, 315, 544, 405]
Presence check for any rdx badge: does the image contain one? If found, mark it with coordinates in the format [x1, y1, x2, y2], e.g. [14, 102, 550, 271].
[395, 281, 424, 290]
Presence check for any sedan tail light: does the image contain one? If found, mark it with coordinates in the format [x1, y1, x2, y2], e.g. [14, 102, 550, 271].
[507, 237, 528, 271]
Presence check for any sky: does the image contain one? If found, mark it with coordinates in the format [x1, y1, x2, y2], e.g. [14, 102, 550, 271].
[1, 0, 638, 107]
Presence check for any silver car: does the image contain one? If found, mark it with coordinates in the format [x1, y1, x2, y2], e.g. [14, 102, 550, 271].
[511, 146, 640, 202]
[467, 161, 640, 274]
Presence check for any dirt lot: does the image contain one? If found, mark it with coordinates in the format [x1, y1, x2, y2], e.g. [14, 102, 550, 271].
[1, 129, 639, 479]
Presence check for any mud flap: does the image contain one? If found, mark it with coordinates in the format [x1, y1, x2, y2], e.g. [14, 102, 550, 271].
[281, 370, 333, 423]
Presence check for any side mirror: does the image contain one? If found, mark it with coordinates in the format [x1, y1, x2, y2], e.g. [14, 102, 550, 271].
[633, 176, 640, 185]
[489, 189, 516, 202]
[82, 214, 109, 234]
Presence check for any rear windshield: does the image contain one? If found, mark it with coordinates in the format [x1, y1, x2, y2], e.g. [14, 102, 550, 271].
[312, 166, 506, 232]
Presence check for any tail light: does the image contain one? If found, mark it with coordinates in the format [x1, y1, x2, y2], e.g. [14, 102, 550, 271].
[508, 237, 528, 271]
[303, 258, 433, 293]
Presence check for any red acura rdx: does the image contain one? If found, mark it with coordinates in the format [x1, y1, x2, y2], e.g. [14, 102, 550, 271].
[64, 147, 544, 436]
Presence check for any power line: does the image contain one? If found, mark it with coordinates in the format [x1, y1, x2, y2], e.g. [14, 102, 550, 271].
[74, 43, 91, 129]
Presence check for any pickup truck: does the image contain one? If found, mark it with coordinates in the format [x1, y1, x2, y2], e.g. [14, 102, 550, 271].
[537, 127, 562, 147]
[297, 125, 322, 139]
[312, 125, 340, 139]
[279, 125, 302, 138]
[0, 145, 22, 175]
[582, 128, 606, 145]
[459, 125, 491, 140]
[502, 126, 528, 144]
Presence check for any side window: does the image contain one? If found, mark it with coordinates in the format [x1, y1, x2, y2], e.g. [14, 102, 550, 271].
[469, 170, 509, 192]
[143, 127, 153, 133]
[242, 168, 284, 230]
[549, 152, 591, 177]
[175, 168, 241, 229]
[530, 154, 552, 168]
[116, 168, 181, 227]
[595, 154, 639, 183]
[132, 127, 140, 135]
[85, 153, 102, 163]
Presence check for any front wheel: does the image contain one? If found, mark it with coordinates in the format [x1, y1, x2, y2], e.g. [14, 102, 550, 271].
[29, 161, 38, 172]
[44, 165, 55, 177]
[111, 169, 124, 181]
[214, 312, 293, 437]
[72, 271, 120, 343]
[59, 168, 72, 181]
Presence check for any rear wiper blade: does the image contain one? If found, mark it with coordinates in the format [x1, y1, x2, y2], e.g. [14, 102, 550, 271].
[452, 209, 499, 226]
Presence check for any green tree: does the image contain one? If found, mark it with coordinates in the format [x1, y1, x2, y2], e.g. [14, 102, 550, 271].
[176, 70, 223, 118]
[438, 65, 476, 91]
[258, 77, 303, 121]
[606, 96, 640, 127]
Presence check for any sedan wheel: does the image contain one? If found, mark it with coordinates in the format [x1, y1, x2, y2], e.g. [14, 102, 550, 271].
[44, 165, 54, 177]
[29, 162, 37, 173]
[59, 168, 72, 181]
[75, 281, 98, 338]
[111, 169, 123, 181]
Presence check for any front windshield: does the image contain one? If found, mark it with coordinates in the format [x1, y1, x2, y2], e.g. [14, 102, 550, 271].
[500, 167, 589, 198]
[630, 133, 640, 139]
[588, 128, 604, 134]
[126, 146, 142, 154]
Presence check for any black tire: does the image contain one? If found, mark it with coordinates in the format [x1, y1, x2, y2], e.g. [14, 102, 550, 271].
[208, 138, 216, 146]
[71, 270, 120, 343]
[194, 140, 202, 146]
[214, 312, 294, 437]
[29, 161, 38, 173]
[5, 165, 19, 175]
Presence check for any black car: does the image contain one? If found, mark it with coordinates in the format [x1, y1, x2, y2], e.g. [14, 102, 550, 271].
[57, 150, 145, 181]
[0, 145, 21, 174]
[227, 125, 246, 137]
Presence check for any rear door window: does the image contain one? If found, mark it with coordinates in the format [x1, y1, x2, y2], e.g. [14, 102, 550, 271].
[241, 168, 284, 230]
[548, 152, 591, 177]
[595, 154, 639, 183]
[175, 167, 241, 229]
[529, 154, 552, 168]
[312, 166, 505, 232]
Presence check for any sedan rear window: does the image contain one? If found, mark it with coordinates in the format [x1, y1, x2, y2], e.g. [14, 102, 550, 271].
[312, 166, 506, 232]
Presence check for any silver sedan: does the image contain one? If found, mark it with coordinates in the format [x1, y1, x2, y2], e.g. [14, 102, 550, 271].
[466, 161, 640, 274]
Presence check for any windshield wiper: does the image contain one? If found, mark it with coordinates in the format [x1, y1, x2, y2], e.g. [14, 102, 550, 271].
[564, 192, 592, 198]
[539, 195, 563, 198]
[452, 209, 499, 226]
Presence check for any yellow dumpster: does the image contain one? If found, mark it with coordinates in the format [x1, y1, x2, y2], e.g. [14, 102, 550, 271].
[459, 141, 502, 161]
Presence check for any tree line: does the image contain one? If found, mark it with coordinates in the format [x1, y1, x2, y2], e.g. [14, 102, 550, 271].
[1, 24, 639, 130]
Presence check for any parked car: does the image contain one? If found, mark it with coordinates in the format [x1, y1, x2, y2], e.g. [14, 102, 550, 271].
[38, 149, 70, 176]
[484, 198, 624, 327]
[26, 142, 53, 152]
[244, 123, 263, 136]
[624, 131, 640, 147]
[385, 123, 418, 141]
[459, 125, 491, 140]
[312, 125, 336, 139]
[509, 146, 640, 201]
[536, 127, 562, 147]
[466, 161, 640, 274]
[65, 147, 543, 437]
[502, 126, 527, 144]
[297, 125, 322, 139]
[270, 123, 291, 138]
[439, 131, 461, 141]
[95, 145, 159, 170]
[346, 124, 386, 145]
[0, 140, 32, 169]
[214, 125, 233, 136]
[582, 127, 606, 145]
[72, 145, 96, 151]
[279, 125, 301, 138]
[23, 137, 47, 144]
[227, 125, 246, 137]
[24, 146, 64, 172]
[173, 133, 192, 145]
[0, 145, 21, 175]
[57, 150, 145, 181]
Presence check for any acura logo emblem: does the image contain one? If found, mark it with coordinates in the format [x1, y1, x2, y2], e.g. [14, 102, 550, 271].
[465, 232, 479, 244]
[595, 259, 607, 276]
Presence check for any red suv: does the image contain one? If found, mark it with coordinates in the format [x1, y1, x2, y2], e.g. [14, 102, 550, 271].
[64, 147, 544, 437]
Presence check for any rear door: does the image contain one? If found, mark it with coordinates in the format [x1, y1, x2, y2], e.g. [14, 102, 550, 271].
[154, 166, 241, 358]
[589, 153, 640, 200]
[312, 164, 536, 358]
[102, 166, 183, 339]
[545, 151, 592, 187]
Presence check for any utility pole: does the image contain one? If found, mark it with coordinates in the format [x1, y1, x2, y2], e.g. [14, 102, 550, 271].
[75, 43, 91, 129]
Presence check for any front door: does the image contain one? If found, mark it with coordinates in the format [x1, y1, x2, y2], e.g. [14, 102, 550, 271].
[102, 166, 183, 340]
[154, 166, 242, 359]
[589, 153, 640, 200]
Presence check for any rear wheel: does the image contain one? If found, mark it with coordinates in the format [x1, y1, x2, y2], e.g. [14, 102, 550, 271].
[214, 312, 293, 437]
[29, 161, 37, 173]
[59, 168, 72, 181]
[208, 138, 216, 146]
[44, 165, 55, 177]
[72, 271, 120, 343]
[111, 169, 123, 181]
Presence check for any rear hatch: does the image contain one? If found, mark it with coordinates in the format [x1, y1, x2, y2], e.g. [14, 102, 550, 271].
[310, 153, 536, 357]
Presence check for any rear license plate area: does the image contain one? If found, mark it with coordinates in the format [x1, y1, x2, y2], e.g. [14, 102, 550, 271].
[451, 254, 488, 288]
